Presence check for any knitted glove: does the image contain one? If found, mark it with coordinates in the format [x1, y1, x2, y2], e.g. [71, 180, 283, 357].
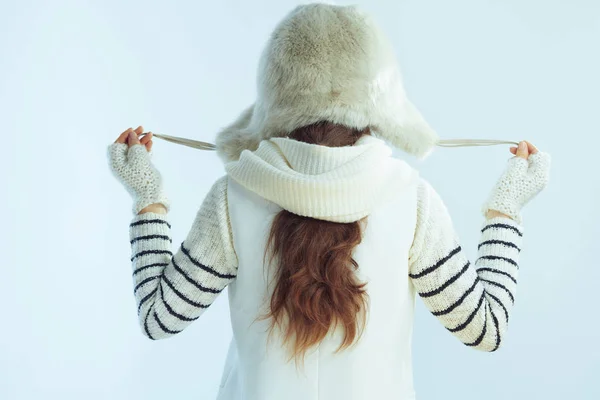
[482, 151, 551, 224]
[107, 142, 170, 215]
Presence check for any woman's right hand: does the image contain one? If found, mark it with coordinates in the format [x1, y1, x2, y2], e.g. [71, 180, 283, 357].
[482, 140, 551, 224]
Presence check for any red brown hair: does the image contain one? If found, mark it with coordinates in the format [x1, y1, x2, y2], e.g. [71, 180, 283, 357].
[261, 121, 371, 365]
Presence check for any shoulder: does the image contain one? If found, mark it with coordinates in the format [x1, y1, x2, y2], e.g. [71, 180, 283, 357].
[202, 175, 229, 206]
[211, 175, 229, 193]
[402, 172, 451, 226]
[412, 174, 443, 206]
[195, 176, 231, 229]
[191, 175, 238, 271]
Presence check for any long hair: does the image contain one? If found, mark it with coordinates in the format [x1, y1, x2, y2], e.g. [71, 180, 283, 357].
[261, 121, 371, 365]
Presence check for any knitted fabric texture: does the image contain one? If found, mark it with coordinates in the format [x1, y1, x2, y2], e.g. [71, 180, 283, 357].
[410, 180, 523, 351]
[107, 143, 171, 215]
[482, 152, 551, 224]
[116, 136, 551, 351]
[125, 174, 523, 352]
[224, 134, 414, 223]
[128, 176, 237, 339]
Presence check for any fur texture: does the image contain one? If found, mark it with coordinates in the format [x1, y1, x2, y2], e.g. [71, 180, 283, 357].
[215, 3, 438, 163]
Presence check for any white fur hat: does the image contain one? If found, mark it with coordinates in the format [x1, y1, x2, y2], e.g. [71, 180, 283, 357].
[215, 3, 438, 163]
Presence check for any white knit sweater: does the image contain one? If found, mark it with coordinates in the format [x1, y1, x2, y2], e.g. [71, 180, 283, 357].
[127, 135, 522, 353]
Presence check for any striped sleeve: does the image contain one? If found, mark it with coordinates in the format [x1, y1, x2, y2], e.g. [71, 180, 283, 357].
[127, 175, 238, 340]
[408, 178, 523, 352]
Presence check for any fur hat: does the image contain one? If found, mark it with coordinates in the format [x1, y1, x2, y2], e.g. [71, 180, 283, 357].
[215, 3, 438, 163]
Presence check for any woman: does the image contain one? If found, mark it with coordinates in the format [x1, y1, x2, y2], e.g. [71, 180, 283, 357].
[107, 4, 550, 400]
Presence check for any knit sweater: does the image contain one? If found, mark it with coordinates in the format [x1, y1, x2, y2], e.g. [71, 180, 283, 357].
[127, 135, 522, 352]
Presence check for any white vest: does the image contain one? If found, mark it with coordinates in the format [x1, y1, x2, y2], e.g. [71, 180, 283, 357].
[217, 159, 420, 400]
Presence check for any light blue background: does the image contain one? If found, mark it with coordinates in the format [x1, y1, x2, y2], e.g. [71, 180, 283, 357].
[1, 0, 598, 399]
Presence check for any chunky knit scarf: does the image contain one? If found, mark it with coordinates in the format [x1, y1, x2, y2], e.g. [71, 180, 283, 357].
[224, 134, 415, 223]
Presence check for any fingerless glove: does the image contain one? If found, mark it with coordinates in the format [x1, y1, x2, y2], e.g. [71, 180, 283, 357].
[107, 143, 171, 215]
[482, 152, 551, 224]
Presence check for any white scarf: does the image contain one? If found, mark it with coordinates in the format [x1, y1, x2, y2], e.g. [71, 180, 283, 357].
[224, 135, 414, 223]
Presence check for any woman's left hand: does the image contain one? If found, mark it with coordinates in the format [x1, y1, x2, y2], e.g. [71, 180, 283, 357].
[107, 126, 171, 215]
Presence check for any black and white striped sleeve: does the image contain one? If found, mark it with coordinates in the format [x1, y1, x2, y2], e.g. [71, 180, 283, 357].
[127, 176, 238, 340]
[408, 178, 523, 352]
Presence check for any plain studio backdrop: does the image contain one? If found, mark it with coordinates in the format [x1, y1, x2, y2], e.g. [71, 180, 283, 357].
[1, 0, 598, 399]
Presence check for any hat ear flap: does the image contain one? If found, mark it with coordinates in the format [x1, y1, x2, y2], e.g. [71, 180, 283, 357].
[374, 98, 438, 159]
[215, 104, 261, 163]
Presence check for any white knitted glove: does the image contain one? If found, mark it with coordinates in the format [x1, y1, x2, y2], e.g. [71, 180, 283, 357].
[482, 151, 551, 224]
[107, 142, 170, 215]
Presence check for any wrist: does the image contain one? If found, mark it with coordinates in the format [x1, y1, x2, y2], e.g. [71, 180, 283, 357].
[134, 192, 170, 215]
[138, 203, 168, 214]
[486, 209, 512, 220]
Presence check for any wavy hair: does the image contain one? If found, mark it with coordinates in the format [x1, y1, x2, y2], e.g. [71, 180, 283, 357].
[260, 121, 371, 365]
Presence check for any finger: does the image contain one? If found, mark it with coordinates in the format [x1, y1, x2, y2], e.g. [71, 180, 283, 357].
[146, 139, 153, 152]
[515, 141, 529, 159]
[525, 140, 539, 154]
[140, 132, 153, 145]
[115, 127, 133, 144]
[127, 130, 141, 147]
[509, 147, 517, 155]
[134, 125, 144, 135]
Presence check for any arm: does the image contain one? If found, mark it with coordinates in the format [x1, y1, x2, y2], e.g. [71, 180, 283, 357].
[408, 145, 550, 352]
[128, 176, 238, 340]
[409, 179, 522, 352]
[107, 128, 238, 339]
